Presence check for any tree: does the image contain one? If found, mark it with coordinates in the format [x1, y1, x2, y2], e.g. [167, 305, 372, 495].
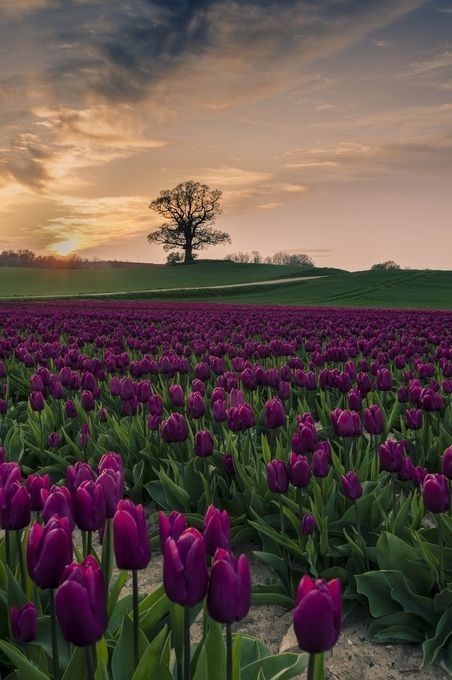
[371, 260, 400, 270]
[271, 251, 314, 267]
[147, 181, 231, 263]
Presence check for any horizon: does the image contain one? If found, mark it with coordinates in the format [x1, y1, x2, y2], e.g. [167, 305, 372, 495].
[0, 1, 451, 271]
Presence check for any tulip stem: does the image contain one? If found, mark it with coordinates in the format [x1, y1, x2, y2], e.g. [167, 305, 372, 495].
[102, 518, 112, 596]
[84, 645, 95, 680]
[87, 530, 93, 557]
[226, 623, 233, 680]
[49, 589, 60, 680]
[15, 530, 26, 593]
[435, 514, 445, 590]
[4, 529, 11, 569]
[184, 604, 191, 680]
[132, 569, 139, 670]
[307, 651, 324, 680]
[279, 496, 285, 535]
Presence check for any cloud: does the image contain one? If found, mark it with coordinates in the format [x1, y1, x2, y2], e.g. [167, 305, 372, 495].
[371, 39, 395, 47]
[257, 202, 283, 210]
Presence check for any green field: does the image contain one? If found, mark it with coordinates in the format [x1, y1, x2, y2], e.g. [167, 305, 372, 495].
[0, 263, 450, 309]
[0, 261, 326, 298]
[120, 269, 452, 309]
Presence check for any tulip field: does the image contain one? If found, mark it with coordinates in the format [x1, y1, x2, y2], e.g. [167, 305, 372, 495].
[0, 301, 451, 679]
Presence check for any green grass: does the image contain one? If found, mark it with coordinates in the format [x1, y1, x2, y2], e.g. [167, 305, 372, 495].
[0, 263, 450, 309]
[184, 269, 452, 309]
[0, 261, 329, 298]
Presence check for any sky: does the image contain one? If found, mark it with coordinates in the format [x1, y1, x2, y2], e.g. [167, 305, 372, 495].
[0, 0, 451, 271]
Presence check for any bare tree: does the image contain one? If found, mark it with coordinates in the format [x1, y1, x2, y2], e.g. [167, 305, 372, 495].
[147, 181, 231, 263]
[371, 260, 400, 270]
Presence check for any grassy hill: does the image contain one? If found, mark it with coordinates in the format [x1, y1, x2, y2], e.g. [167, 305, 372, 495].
[0, 261, 331, 298]
[0, 262, 450, 309]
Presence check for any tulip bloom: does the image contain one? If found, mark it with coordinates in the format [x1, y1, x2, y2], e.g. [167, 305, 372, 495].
[163, 528, 208, 607]
[442, 446, 452, 480]
[41, 486, 75, 530]
[10, 602, 38, 643]
[330, 409, 362, 437]
[27, 517, 73, 589]
[311, 446, 331, 478]
[55, 556, 107, 647]
[169, 384, 185, 407]
[207, 549, 251, 624]
[161, 413, 189, 443]
[29, 391, 45, 412]
[423, 474, 449, 513]
[113, 500, 151, 570]
[379, 440, 407, 473]
[158, 511, 187, 552]
[264, 397, 285, 429]
[188, 392, 205, 419]
[363, 405, 385, 435]
[405, 408, 423, 430]
[291, 425, 317, 454]
[0, 480, 31, 530]
[73, 480, 106, 532]
[341, 472, 362, 500]
[66, 462, 96, 494]
[204, 505, 230, 556]
[96, 469, 122, 518]
[267, 460, 289, 493]
[300, 513, 317, 535]
[26, 473, 51, 512]
[194, 430, 214, 457]
[293, 575, 342, 654]
[288, 453, 311, 488]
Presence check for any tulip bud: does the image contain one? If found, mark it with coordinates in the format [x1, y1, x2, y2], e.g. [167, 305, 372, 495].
[212, 398, 227, 422]
[73, 480, 106, 532]
[293, 575, 342, 653]
[169, 384, 185, 407]
[194, 430, 214, 457]
[66, 462, 96, 494]
[26, 473, 52, 511]
[163, 528, 208, 607]
[442, 446, 452, 480]
[300, 513, 317, 535]
[288, 453, 311, 488]
[10, 602, 38, 643]
[161, 413, 189, 443]
[377, 368, 392, 391]
[188, 392, 205, 419]
[264, 397, 286, 429]
[65, 399, 77, 418]
[330, 409, 362, 437]
[29, 391, 45, 412]
[113, 500, 151, 570]
[55, 555, 107, 646]
[267, 459, 289, 493]
[47, 432, 61, 448]
[311, 445, 331, 478]
[222, 454, 235, 475]
[291, 426, 317, 455]
[405, 408, 423, 430]
[204, 505, 230, 556]
[347, 389, 362, 412]
[341, 471, 362, 500]
[96, 469, 122, 517]
[41, 486, 75, 530]
[379, 440, 407, 473]
[207, 549, 251, 624]
[0, 480, 31, 530]
[80, 390, 95, 411]
[422, 474, 449, 513]
[158, 511, 187, 552]
[27, 516, 73, 589]
[363, 405, 385, 435]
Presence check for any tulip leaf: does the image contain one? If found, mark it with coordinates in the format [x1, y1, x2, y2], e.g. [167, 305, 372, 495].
[157, 469, 190, 512]
[132, 625, 168, 680]
[0, 640, 49, 680]
[241, 651, 309, 680]
[108, 571, 128, 619]
[111, 613, 149, 680]
[422, 607, 452, 667]
[95, 659, 109, 680]
[203, 620, 226, 680]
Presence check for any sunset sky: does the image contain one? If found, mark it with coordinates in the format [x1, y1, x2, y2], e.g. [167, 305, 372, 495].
[0, 0, 451, 270]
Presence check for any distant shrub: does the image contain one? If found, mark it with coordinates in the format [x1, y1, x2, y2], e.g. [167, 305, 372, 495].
[371, 261, 401, 271]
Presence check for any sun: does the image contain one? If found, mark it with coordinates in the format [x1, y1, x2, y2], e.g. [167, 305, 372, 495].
[52, 239, 79, 256]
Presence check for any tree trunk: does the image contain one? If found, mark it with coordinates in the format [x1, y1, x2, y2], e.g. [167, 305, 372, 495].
[184, 245, 194, 263]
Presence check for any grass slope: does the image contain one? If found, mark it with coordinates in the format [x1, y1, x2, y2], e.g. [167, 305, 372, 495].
[185, 269, 452, 309]
[0, 261, 330, 298]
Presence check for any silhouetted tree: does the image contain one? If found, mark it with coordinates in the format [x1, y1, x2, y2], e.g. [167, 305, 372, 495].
[371, 260, 400, 270]
[147, 181, 231, 263]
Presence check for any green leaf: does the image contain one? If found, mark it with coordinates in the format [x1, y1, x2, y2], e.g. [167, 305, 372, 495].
[111, 614, 148, 680]
[0, 640, 49, 680]
[108, 571, 128, 619]
[157, 468, 190, 512]
[132, 625, 168, 680]
[204, 620, 226, 680]
[422, 608, 452, 667]
[241, 652, 309, 680]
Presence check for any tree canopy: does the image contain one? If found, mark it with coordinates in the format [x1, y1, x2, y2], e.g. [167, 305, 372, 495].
[147, 181, 231, 263]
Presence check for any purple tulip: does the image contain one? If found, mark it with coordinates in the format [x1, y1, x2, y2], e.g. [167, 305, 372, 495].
[120, 378, 135, 401]
[163, 528, 208, 607]
[47, 431, 61, 448]
[10, 602, 38, 643]
[442, 446, 452, 480]
[363, 405, 385, 435]
[377, 368, 392, 391]
[158, 511, 187, 552]
[291, 424, 317, 454]
[222, 454, 235, 475]
[264, 397, 286, 429]
[73, 480, 106, 532]
[203, 505, 230, 556]
[405, 408, 423, 430]
[96, 470, 122, 518]
[113, 500, 151, 570]
[29, 391, 45, 412]
[169, 384, 185, 407]
[293, 575, 342, 654]
[148, 394, 164, 416]
[379, 439, 407, 473]
[330, 409, 362, 437]
[0, 479, 31, 530]
[347, 389, 362, 412]
[0, 398, 8, 414]
[422, 474, 449, 513]
[41, 486, 75, 530]
[341, 472, 362, 500]
[66, 462, 96, 494]
[311, 446, 331, 478]
[55, 555, 107, 646]
[300, 513, 317, 535]
[194, 430, 214, 457]
[227, 403, 255, 432]
[80, 390, 95, 411]
[398, 456, 416, 482]
[267, 459, 289, 493]
[207, 549, 251, 624]
[288, 453, 311, 488]
[65, 399, 77, 418]
[420, 388, 443, 412]
[188, 392, 205, 419]
[212, 398, 227, 422]
[161, 413, 189, 443]
[26, 473, 51, 511]
[27, 516, 73, 589]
